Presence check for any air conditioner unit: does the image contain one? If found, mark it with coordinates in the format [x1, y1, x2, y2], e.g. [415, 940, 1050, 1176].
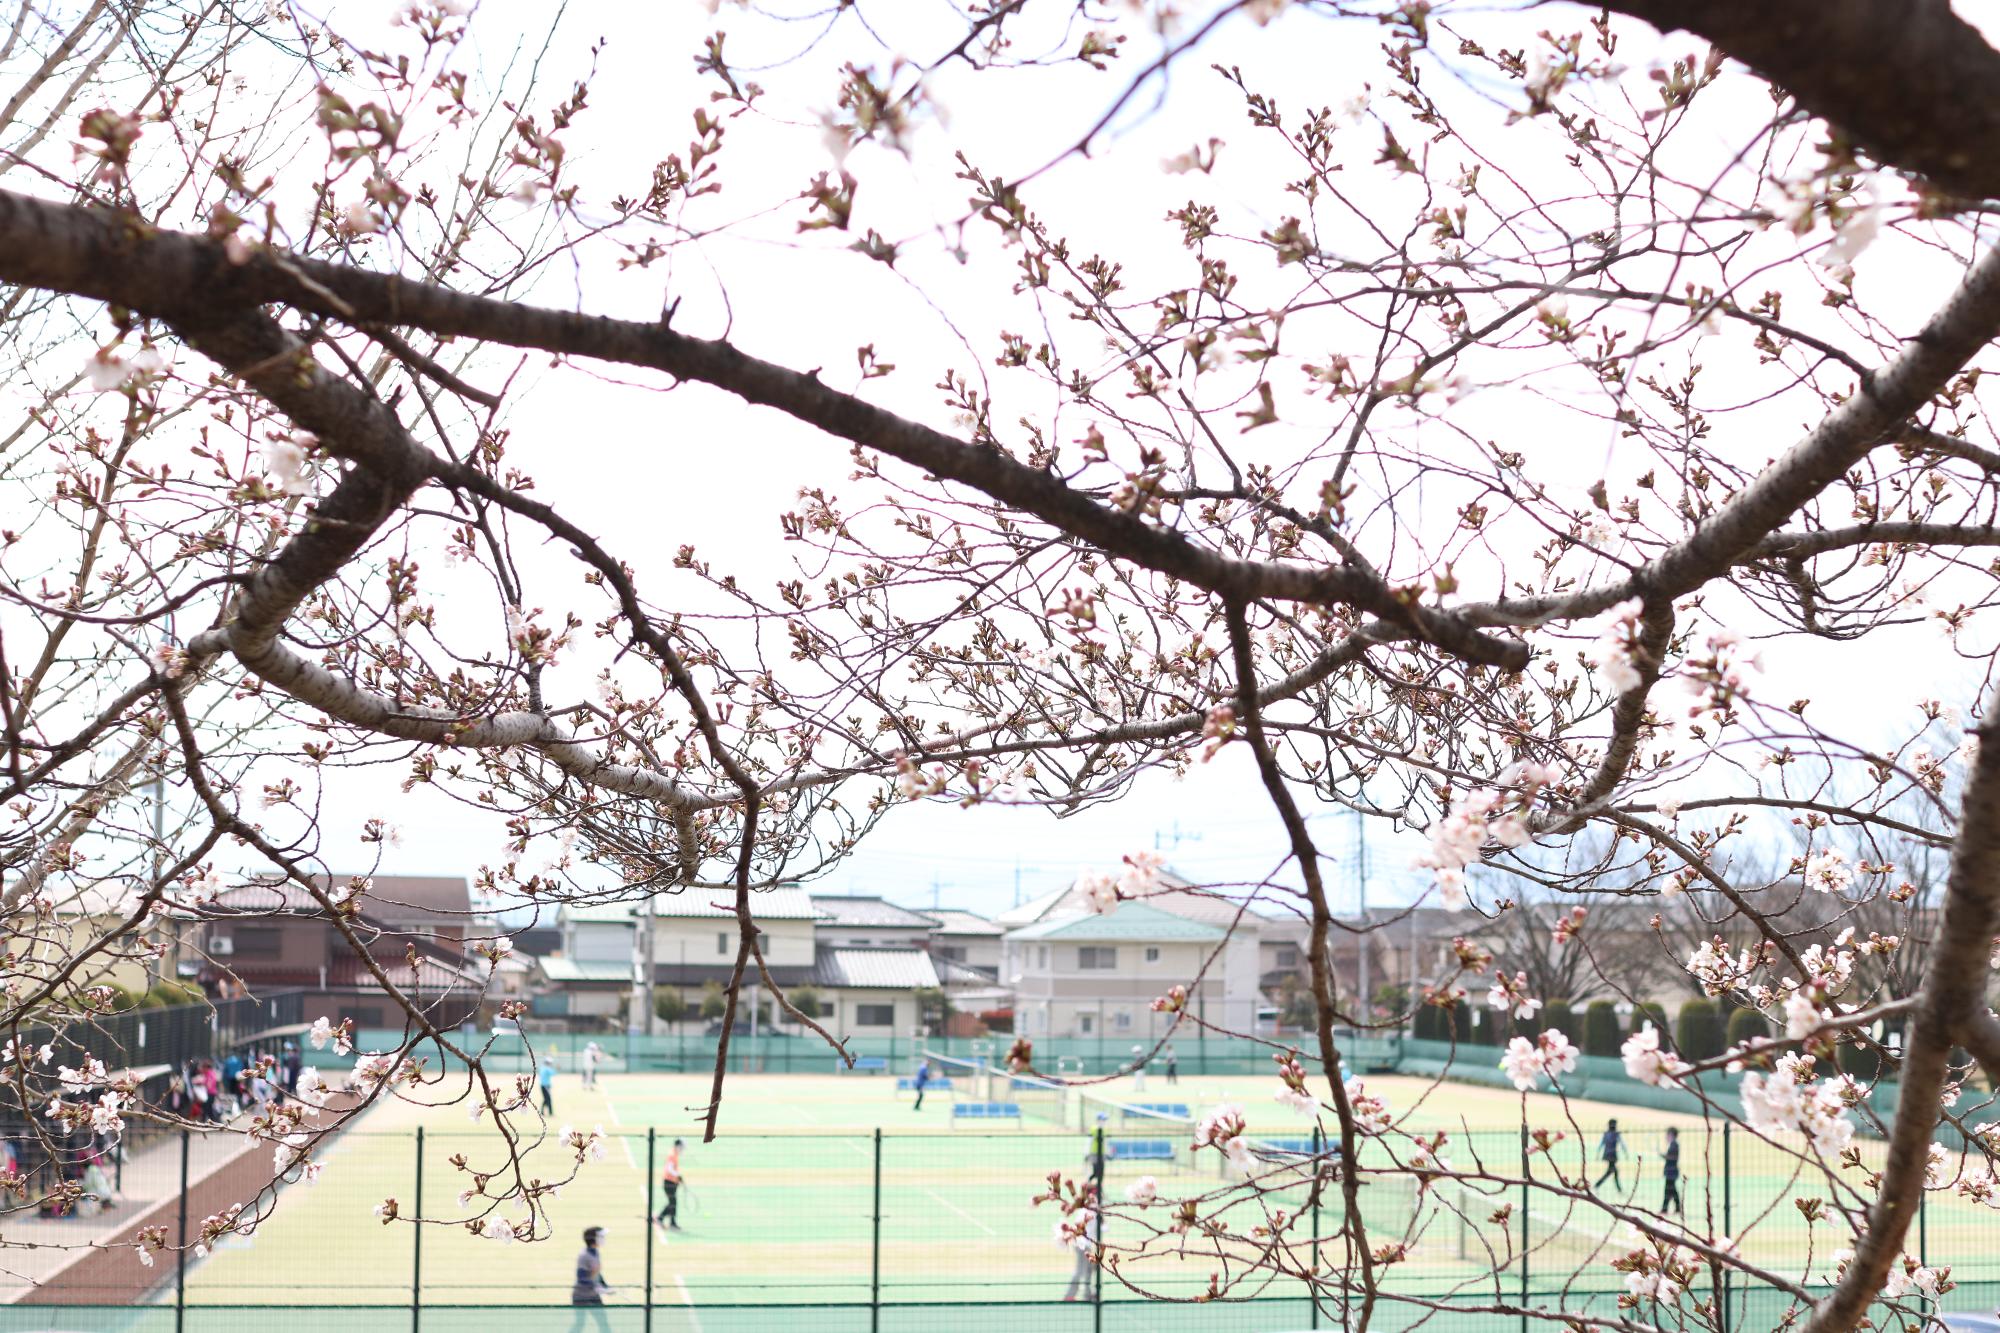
[212, 936, 233, 955]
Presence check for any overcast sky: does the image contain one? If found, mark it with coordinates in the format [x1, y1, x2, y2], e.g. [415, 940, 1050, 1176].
[115, 0, 2000, 923]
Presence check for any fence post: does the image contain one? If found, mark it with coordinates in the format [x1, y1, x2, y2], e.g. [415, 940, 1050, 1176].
[1309, 1123, 1322, 1330]
[1919, 1176, 1929, 1269]
[645, 1128, 656, 1332]
[175, 1129, 189, 1333]
[1518, 1123, 1529, 1333]
[412, 1126, 424, 1333]
[1721, 1122, 1732, 1332]
[1093, 1125, 1105, 1333]
[870, 1128, 883, 1333]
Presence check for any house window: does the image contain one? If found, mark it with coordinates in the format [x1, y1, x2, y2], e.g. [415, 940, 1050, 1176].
[1114, 1011, 1132, 1031]
[936, 945, 966, 962]
[1277, 946, 1299, 967]
[1078, 1012, 1095, 1035]
[233, 927, 281, 957]
[1038, 946, 1049, 969]
[717, 932, 729, 955]
[856, 1003, 895, 1027]
[1144, 947, 1160, 964]
[1078, 946, 1117, 970]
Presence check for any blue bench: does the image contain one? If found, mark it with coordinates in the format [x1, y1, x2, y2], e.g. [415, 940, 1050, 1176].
[1122, 1103, 1190, 1123]
[1108, 1138, 1175, 1161]
[1255, 1138, 1323, 1156]
[841, 1056, 888, 1074]
[896, 1077, 954, 1091]
[952, 1102, 1022, 1124]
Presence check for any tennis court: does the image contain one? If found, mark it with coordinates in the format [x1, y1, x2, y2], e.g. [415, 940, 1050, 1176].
[152, 1060, 1992, 1316]
[4, 1054, 1985, 1333]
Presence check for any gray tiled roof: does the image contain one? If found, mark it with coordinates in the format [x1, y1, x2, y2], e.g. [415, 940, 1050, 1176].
[809, 946, 941, 990]
[807, 895, 939, 930]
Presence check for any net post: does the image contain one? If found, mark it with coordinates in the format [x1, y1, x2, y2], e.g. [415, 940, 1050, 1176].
[645, 1127, 656, 1332]
[175, 1128, 189, 1333]
[412, 1125, 423, 1333]
[1517, 1121, 1529, 1333]
[1093, 1124, 1105, 1333]
[1920, 1167, 1929, 1268]
[1309, 1122, 1322, 1330]
[1721, 1121, 1732, 1331]
[870, 1127, 883, 1333]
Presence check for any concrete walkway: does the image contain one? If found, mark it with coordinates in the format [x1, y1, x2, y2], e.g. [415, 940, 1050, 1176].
[1, 1125, 254, 1301]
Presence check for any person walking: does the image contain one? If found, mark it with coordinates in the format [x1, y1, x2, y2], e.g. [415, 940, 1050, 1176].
[539, 1054, 557, 1115]
[1163, 1044, 1178, 1085]
[912, 1061, 932, 1111]
[655, 1138, 685, 1232]
[581, 1041, 602, 1090]
[282, 1042, 302, 1096]
[1595, 1119, 1626, 1191]
[568, 1225, 613, 1332]
[1661, 1127, 1683, 1214]
[1062, 1141, 1103, 1302]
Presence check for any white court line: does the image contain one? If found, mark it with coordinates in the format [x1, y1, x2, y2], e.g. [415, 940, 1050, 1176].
[675, 1274, 705, 1333]
[923, 1186, 998, 1236]
[601, 1088, 638, 1169]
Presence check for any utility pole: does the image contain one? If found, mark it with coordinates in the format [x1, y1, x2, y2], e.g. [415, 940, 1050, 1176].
[149, 768, 176, 986]
[641, 896, 657, 1036]
[1354, 809, 1370, 1023]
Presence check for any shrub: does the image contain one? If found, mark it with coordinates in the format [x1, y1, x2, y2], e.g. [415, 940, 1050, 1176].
[1539, 1000, 1579, 1046]
[652, 988, 687, 1025]
[1838, 1038, 1881, 1082]
[699, 980, 727, 1022]
[1583, 1001, 1621, 1057]
[145, 980, 203, 1008]
[1473, 1007, 1504, 1046]
[1675, 998, 1725, 1060]
[788, 986, 821, 1021]
[1632, 1001, 1669, 1036]
[1412, 1001, 1437, 1041]
[1725, 1005, 1770, 1048]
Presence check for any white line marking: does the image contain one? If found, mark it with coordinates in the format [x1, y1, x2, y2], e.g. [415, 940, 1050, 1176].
[601, 1088, 638, 1169]
[675, 1274, 705, 1332]
[923, 1186, 997, 1236]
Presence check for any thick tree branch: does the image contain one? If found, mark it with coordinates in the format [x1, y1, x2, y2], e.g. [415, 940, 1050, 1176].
[1606, 0, 2000, 201]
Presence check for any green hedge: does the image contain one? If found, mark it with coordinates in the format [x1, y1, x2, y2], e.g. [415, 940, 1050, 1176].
[1725, 1005, 1770, 1048]
[1676, 999, 1726, 1060]
[1583, 1001, 1621, 1057]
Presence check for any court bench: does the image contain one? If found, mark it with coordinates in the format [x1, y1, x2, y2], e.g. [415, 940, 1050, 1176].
[1120, 1103, 1190, 1123]
[1106, 1138, 1176, 1161]
[951, 1102, 1023, 1126]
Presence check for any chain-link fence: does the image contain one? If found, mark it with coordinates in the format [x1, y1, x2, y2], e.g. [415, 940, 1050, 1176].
[8, 1117, 1993, 1332]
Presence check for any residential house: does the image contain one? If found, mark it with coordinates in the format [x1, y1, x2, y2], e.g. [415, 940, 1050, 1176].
[188, 875, 487, 1028]
[537, 905, 638, 1024]
[920, 908, 1004, 979]
[1005, 901, 1250, 1040]
[808, 895, 939, 949]
[806, 946, 941, 1037]
[1003, 872, 1265, 1035]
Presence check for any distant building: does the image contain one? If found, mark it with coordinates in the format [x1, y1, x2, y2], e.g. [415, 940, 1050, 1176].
[186, 874, 485, 1029]
[1004, 901, 1252, 1040]
[919, 908, 1004, 980]
[808, 895, 939, 949]
[552, 886, 943, 1038]
[1000, 873, 1267, 1038]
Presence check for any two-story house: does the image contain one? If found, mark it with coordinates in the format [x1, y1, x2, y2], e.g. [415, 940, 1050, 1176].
[1004, 901, 1252, 1041]
[190, 874, 486, 1028]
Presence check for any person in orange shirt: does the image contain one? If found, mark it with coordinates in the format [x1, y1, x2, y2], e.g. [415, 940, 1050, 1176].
[654, 1138, 685, 1233]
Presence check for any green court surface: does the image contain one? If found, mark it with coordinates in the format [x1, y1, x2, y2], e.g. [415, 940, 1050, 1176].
[159, 1068, 2000, 1320]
